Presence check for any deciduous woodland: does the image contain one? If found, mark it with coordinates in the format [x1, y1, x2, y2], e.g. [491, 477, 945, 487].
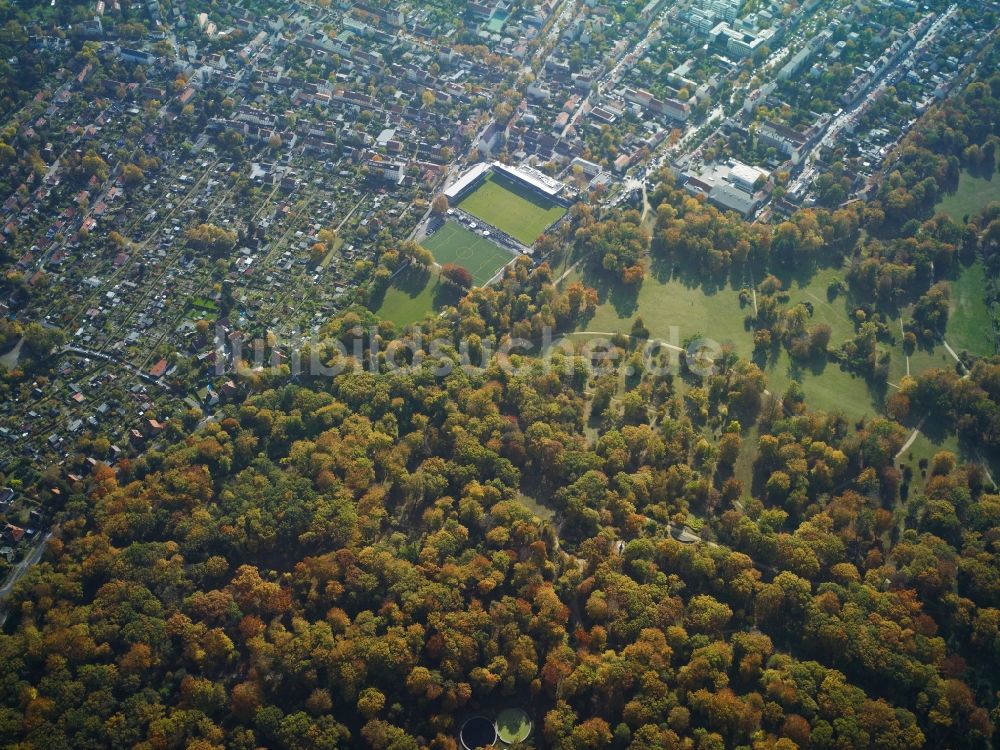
[2, 270, 1000, 749]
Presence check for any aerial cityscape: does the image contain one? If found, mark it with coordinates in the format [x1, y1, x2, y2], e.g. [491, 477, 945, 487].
[0, 0, 998, 746]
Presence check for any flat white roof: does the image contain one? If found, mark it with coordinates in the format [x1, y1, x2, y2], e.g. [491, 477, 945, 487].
[443, 162, 491, 199]
[492, 161, 564, 197]
[729, 162, 769, 186]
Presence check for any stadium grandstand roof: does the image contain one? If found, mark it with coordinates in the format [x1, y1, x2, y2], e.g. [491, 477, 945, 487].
[491, 162, 565, 198]
[443, 162, 491, 200]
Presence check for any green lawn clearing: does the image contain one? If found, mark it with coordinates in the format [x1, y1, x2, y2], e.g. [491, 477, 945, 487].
[190, 297, 219, 312]
[516, 493, 554, 521]
[764, 348, 879, 418]
[372, 267, 445, 326]
[564, 268, 752, 356]
[734, 422, 760, 499]
[947, 261, 996, 358]
[775, 264, 857, 345]
[886, 260, 996, 384]
[457, 172, 566, 245]
[422, 221, 516, 286]
[887, 339, 958, 386]
[934, 169, 1000, 222]
[895, 429, 962, 494]
[564, 264, 879, 422]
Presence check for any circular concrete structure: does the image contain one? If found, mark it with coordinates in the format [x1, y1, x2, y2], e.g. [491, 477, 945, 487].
[460, 715, 497, 750]
[496, 708, 532, 745]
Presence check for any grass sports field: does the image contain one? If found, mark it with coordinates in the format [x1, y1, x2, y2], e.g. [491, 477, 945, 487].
[422, 221, 515, 286]
[457, 172, 566, 245]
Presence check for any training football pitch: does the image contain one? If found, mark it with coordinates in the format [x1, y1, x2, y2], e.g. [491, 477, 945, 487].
[457, 173, 566, 245]
[421, 221, 516, 286]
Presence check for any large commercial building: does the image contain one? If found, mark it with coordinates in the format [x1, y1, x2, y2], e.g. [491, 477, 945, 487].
[624, 87, 692, 123]
[704, 0, 739, 21]
[678, 158, 769, 219]
[710, 22, 775, 58]
[708, 183, 761, 218]
[728, 162, 769, 192]
[689, 0, 739, 32]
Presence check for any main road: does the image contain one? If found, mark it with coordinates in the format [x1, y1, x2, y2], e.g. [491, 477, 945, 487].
[0, 529, 53, 626]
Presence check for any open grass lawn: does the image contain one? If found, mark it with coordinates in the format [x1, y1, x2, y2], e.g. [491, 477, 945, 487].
[894, 410, 996, 496]
[317, 235, 345, 270]
[457, 173, 566, 245]
[554, 217, 996, 475]
[934, 169, 1000, 222]
[896, 428, 962, 494]
[190, 297, 219, 312]
[0, 337, 22, 369]
[886, 260, 996, 383]
[564, 268, 752, 355]
[947, 261, 996, 358]
[733, 422, 760, 499]
[421, 221, 516, 286]
[371, 266, 461, 326]
[754, 265, 894, 419]
[564, 261, 879, 421]
[887, 340, 958, 385]
[773, 264, 857, 344]
[516, 493, 554, 521]
[764, 349, 880, 418]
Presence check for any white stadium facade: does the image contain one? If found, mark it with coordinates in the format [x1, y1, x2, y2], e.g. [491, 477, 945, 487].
[442, 161, 570, 206]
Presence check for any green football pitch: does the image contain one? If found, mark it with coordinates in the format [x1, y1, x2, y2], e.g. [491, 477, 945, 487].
[457, 172, 566, 245]
[421, 221, 516, 286]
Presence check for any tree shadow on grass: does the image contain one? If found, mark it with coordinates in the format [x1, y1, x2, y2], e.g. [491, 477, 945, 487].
[776, 347, 887, 417]
[396, 264, 432, 296]
[785, 350, 832, 379]
[432, 277, 465, 309]
[577, 261, 641, 321]
[918, 410, 953, 446]
[767, 250, 857, 306]
[367, 284, 388, 312]
[868, 376, 888, 408]
[768, 256, 825, 290]
[911, 411, 1000, 489]
[966, 160, 997, 182]
[648, 250, 736, 295]
[368, 265, 433, 311]
[913, 337, 941, 359]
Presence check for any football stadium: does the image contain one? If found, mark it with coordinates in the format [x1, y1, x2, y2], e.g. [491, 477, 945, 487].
[442, 162, 568, 246]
